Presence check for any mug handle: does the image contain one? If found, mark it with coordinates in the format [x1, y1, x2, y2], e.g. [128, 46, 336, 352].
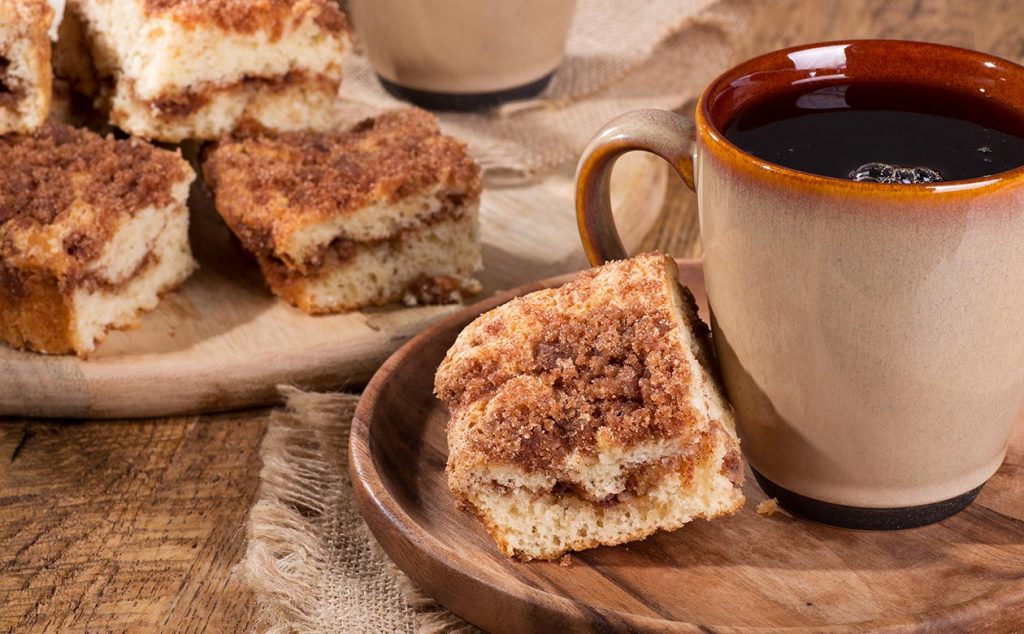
[575, 109, 697, 265]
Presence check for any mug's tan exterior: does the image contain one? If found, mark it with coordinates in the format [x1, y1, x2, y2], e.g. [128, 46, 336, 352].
[349, 0, 576, 94]
[692, 42, 1024, 508]
[697, 145, 1024, 507]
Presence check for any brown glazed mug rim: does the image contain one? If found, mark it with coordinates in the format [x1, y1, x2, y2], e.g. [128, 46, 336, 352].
[695, 39, 1024, 199]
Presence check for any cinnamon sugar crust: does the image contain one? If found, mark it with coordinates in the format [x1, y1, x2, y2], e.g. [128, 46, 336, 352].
[437, 254, 712, 474]
[0, 121, 195, 355]
[0, 121, 188, 278]
[142, 0, 349, 37]
[203, 108, 482, 260]
[203, 108, 481, 314]
[438, 253, 744, 560]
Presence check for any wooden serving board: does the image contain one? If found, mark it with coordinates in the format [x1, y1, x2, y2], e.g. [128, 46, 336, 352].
[0, 153, 666, 419]
[350, 260, 1024, 633]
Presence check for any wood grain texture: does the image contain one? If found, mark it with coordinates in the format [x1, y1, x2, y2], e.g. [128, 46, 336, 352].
[4, 2, 1024, 632]
[0, 154, 668, 420]
[351, 261, 1024, 633]
[0, 410, 268, 632]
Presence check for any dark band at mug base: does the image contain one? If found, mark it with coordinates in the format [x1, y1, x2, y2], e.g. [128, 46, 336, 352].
[752, 469, 983, 530]
[377, 73, 555, 112]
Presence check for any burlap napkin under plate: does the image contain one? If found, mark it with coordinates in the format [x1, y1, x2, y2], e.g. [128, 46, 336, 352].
[239, 388, 478, 633]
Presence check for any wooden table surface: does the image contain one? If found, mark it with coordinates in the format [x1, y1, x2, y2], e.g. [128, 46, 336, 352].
[4, 2, 1024, 630]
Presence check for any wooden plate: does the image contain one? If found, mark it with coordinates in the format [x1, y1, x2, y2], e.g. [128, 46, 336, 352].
[0, 153, 666, 418]
[350, 260, 1024, 633]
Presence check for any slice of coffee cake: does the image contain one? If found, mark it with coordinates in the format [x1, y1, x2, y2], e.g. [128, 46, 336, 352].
[0, 0, 54, 134]
[436, 253, 745, 561]
[0, 122, 196, 355]
[69, 0, 351, 141]
[203, 108, 482, 313]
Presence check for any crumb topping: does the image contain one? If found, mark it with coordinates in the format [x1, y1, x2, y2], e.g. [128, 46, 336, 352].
[0, 122, 189, 269]
[719, 445, 744, 485]
[437, 254, 709, 472]
[203, 108, 482, 258]
[143, 0, 350, 37]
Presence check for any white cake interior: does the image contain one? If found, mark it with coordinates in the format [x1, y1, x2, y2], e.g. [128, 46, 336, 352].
[286, 209, 480, 313]
[75, 0, 347, 98]
[70, 180, 196, 354]
[462, 424, 744, 560]
[47, 0, 65, 39]
[281, 184, 457, 267]
[108, 73, 340, 141]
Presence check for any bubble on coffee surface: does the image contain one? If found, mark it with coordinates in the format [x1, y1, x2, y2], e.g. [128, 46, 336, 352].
[849, 162, 944, 184]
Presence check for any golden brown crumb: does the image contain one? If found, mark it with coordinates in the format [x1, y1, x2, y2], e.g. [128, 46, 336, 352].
[142, 0, 349, 37]
[719, 446, 744, 486]
[202, 108, 482, 260]
[0, 121, 187, 271]
[440, 253, 745, 561]
[0, 121, 194, 355]
[559, 554, 572, 567]
[437, 254, 708, 473]
[756, 498, 779, 516]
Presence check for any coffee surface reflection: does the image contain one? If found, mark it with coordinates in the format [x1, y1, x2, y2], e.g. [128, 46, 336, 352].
[723, 82, 1024, 181]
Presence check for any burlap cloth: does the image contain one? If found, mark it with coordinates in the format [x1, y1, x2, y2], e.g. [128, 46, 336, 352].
[238, 1, 1024, 631]
[239, 389, 472, 633]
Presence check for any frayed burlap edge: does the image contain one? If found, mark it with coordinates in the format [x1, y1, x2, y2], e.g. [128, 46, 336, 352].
[237, 387, 479, 634]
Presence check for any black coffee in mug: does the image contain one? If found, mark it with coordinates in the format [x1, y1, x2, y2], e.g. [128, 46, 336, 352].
[723, 82, 1024, 182]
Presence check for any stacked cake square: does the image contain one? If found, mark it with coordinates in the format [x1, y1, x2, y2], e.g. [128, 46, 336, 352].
[203, 108, 483, 313]
[68, 0, 351, 141]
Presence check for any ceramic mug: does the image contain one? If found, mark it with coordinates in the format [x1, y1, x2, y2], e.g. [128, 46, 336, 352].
[348, 0, 576, 111]
[576, 40, 1024, 529]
